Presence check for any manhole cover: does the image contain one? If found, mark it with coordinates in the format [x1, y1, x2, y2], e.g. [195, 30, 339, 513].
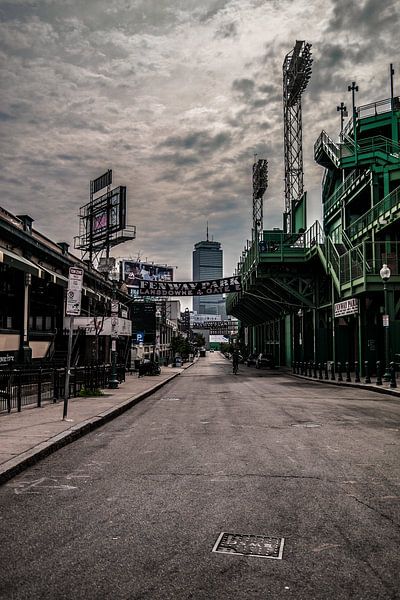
[212, 532, 284, 559]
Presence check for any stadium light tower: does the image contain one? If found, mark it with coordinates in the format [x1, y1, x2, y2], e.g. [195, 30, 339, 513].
[252, 158, 268, 242]
[283, 41, 313, 233]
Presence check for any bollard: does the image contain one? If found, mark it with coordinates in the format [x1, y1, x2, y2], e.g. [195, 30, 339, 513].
[324, 362, 329, 380]
[376, 361, 382, 386]
[37, 368, 42, 407]
[330, 361, 335, 381]
[390, 362, 397, 388]
[308, 361, 312, 377]
[345, 361, 351, 382]
[17, 370, 22, 412]
[364, 361, 371, 384]
[318, 362, 323, 380]
[313, 362, 317, 378]
[53, 369, 59, 402]
[337, 362, 343, 382]
[354, 361, 360, 383]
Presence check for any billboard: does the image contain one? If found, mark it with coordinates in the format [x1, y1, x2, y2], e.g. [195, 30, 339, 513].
[90, 169, 112, 195]
[88, 186, 126, 243]
[122, 261, 174, 288]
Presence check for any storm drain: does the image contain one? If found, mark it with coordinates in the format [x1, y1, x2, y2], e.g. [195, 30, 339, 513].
[212, 532, 285, 559]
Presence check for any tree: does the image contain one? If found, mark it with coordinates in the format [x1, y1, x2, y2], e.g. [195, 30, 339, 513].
[170, 334, 191, 357]
[192, 333, 205, 348]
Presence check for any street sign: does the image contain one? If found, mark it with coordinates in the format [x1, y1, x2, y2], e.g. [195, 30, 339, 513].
[66, 289, 81, 316]
[68, 267, 84, 291]
[66, 267, 83, 316]
[111, 300, 119, 314]
[383, 314, 389, 327]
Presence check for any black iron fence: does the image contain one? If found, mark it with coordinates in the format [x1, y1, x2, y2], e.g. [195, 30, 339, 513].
[0, 364, 126, 414]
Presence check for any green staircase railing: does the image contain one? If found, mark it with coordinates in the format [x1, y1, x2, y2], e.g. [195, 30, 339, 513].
[346, 184, 400, 241]
[323, 169, 371, 219]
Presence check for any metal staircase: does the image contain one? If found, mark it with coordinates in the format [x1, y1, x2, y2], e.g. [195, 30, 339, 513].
[314, 131, 341, 169]
[323, 169, 371, 220]
[346, 184, 400, 241]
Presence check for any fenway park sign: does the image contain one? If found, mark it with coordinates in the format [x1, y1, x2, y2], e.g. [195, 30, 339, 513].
[139, 276, 242, 297]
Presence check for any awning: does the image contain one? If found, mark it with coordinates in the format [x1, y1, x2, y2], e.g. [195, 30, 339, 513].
[39, 265, 69, 286]
[0, 247, 41, 277]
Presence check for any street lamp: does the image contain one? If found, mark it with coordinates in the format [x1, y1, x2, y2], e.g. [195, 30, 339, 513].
[297, 309, 304, 362]
[380, 263, 391, 381]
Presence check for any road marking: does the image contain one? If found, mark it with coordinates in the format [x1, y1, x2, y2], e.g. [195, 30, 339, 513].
[7, 477, 78, 495]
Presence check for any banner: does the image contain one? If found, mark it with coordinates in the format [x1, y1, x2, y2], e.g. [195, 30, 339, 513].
[139, 276, 242, 297]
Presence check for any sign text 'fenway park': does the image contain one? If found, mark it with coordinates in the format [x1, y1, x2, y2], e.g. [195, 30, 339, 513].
[139, 276, 242, 297]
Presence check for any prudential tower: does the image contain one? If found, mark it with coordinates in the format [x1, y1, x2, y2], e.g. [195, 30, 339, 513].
[192, 228, 226, 317]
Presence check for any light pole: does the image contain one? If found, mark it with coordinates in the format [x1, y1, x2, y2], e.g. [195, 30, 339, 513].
[347, 81, 359, 162]
[380, 263, 391, 381]
[297, 309, 304, 362]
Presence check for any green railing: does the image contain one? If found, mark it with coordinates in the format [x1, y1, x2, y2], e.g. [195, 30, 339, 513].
[340, 241, 400, 285]
[357, 135, 400, 157]
[346, 184, 400, 240]
[323, 169, 370, 218]
[314, 130, 340, 167]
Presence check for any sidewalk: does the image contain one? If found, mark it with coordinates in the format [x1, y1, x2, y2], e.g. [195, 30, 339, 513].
[290, 369, 400, 398]
[0, 362, 195, 485]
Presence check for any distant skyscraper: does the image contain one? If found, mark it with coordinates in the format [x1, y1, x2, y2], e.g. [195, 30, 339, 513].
[192, 228, 226, 316]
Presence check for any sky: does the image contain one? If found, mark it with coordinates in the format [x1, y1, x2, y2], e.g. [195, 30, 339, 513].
[0, 0, 399, 296]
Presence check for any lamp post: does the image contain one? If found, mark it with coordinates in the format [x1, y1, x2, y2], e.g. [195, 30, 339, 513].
[347, 81, 359, 162]
[297, 309, 304, 362]
[108, 281, 119, 389]
[380, 263, 391, 381]
[155, 308, 161, 363]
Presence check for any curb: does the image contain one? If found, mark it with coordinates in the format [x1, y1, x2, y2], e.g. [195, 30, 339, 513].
[0, 365, 194, 486]
[289, 372, 400, 399]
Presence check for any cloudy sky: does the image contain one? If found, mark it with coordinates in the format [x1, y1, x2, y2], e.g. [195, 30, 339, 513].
[1, 0, 398, 291]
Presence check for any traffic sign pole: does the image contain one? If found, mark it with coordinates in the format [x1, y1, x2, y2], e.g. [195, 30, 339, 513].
[63, 316, 74, 420]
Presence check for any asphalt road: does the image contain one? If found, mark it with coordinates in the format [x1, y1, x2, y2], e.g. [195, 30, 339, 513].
[1, 353, 399, 600]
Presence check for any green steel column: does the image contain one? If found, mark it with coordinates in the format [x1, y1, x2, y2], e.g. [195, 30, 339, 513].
[331, 279, 336, 364]
[357, 309, 363, 371]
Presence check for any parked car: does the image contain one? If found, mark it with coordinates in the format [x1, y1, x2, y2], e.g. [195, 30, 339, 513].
[255, 353, 275, 369]
[246, 354, 257, 367]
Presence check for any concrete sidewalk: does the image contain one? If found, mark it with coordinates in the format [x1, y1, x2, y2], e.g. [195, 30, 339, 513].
[0, 362, 195, 485]
[290, 369, 400, 398]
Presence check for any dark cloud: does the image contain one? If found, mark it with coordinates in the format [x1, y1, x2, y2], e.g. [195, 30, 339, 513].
[215, 20, 237, 39]
[327, 0, 398, 35]
[232, 78, 256, 98]
[0, 111, 15, 121]
[160, 130, 232, 155]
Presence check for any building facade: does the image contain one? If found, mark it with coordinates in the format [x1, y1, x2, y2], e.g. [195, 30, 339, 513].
[192, 239, 226, 316]
[227, 89, 400, 374]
